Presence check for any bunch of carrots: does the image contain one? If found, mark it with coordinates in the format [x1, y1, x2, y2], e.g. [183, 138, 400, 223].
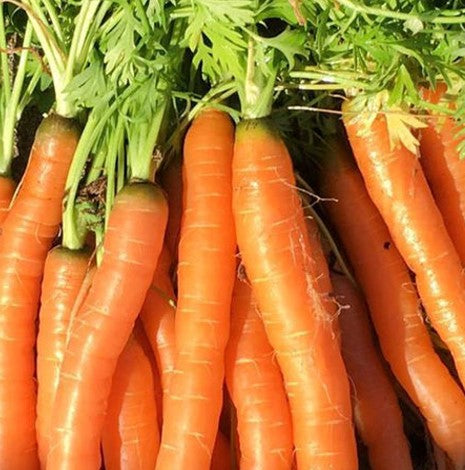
[2, 1, 465, 469]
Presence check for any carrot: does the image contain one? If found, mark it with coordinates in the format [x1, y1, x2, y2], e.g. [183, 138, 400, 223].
[225, 275, 293, 470]
[0, 175, 15, 226]
[102, 324, 160, 470]
[419, 83, 465, 265]
[211, 431, 231, 470]
[36, 247, 91, 467]
[47, 182, 168, 470]
[0, 114, 79, 469]
[343, 105, 465, 390]
[156, 109, 236, 470]
[331, 273, 413, 470]
[319, 140, 465, 467]
[140, 244, 176, 401]
[232, 118, 357, 470]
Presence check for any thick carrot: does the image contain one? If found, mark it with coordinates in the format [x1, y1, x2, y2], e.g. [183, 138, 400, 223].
[0, 175, 15, 225]
[47, 182, 168, 470]
[0, 114, 79, 469]
[232, 118, 357, 470]
[36, 247, 91, 467]
[419, 83, 465, 265]
[156, 109, 236, 470]
[211, 431, 231, 470]
[140, 244, 176, 400]
[102, 324, 160, 470]
[225, 276, 293, 470]
[319, 141, 465, 466]
[331, 273, 413, 470]
[343, 105, 465, 390]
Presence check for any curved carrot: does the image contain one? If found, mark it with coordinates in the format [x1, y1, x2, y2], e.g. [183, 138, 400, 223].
[319, 141, 465, 466]
[47, 182, 168, 470]
[225, 276, 293, 470]
[36, 247, 91, 467]
[419, 83, 465, 265]
[331, 273, 413, 470]
[0, 114, 79, 469]
[211, 431, 231, 470]
[140, 244, 176, 400]
[232, 118, 357, 470]
[156, 109, 236, 470]
[343, 105, 465, 390]
[102, 324, 160, 470]
[0, 175, 15, 225]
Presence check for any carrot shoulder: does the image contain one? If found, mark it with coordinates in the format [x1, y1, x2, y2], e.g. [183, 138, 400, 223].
[232, 118, 357, 470]
[320, 142, 465, 467]
[225, 276, 293, 470]
[0, 175, 15, 225]
[343, 106, 465, 390]
[47, 183, 168, 470]
[0, 114, 79, 469]
[156, 109, 236, 470]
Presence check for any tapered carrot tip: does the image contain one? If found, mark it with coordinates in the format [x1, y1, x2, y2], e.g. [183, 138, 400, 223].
[34, 113, 81, 144]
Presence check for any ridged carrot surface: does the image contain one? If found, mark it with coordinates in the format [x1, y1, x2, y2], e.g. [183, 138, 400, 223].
[102, 325, 160, 470]
[320, 142, 465, 466]
[225, 276, 293, 470]
[47, 183, 168, 470]
[0, 114, 79, 469]
[36, 247, 90, 467]
[331, 273, 413, 470]
[156, 109, 236, 470]
[343, 106, 465, 390]
[419, 83, 465, 265]
[232, 118, 357, 470]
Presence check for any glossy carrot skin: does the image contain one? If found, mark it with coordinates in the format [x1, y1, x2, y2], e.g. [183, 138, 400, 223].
[233, 119, 357, 470]
[0, 114, 79, 469]
[0, 175, 15, 225]
[48, 183, 168, 470]
[344, 107, 465, 390]
[36, 247, 91, 467]
[331, 273, 413, 470]
[419, 84, 465, 265]
[140, 244, 176, 400]
[102, 326, 160, 470]
[320, 143, 465, 466]
[225, 277, 293, 470]
[156, 110, 236, 470]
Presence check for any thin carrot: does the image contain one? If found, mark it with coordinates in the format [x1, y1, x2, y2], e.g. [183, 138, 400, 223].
[36, 246, 91, 467]
[0, 175, 15, 225]
[343, 104, 465, 390]
[0, 114, 79, 469]
[232, 118, 357, 470]
[331, 272, 413, 470]
[211, 431, 231, 470]
[225, 275, 293, 470]
[419, 83, 465, 265]
[47, 182, 168, 470]
[319, 140, 465, 467]
[156, 109, 236, 470]
[140, 244, 176, 401]
[102, 324, 160, 470]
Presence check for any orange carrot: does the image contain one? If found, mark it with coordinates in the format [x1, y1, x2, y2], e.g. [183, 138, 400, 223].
[211, 431, 231, 470]
[343, 105, 465, 390]
[0, 175, 15, 225]
[232, 118, 357, 470]
[140, 244, 176, 401]
[319, 140, 465, 466]
[156, 109, 236, 470]
[331, 273, 413, 470]
[0, 114, 79, 469]
[102, 324, 160, 470]
[47, 183, 168, 470]
[419, 83, 465, 265]
[36, 247, 91, 467]
[225, 276, 293, 470]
